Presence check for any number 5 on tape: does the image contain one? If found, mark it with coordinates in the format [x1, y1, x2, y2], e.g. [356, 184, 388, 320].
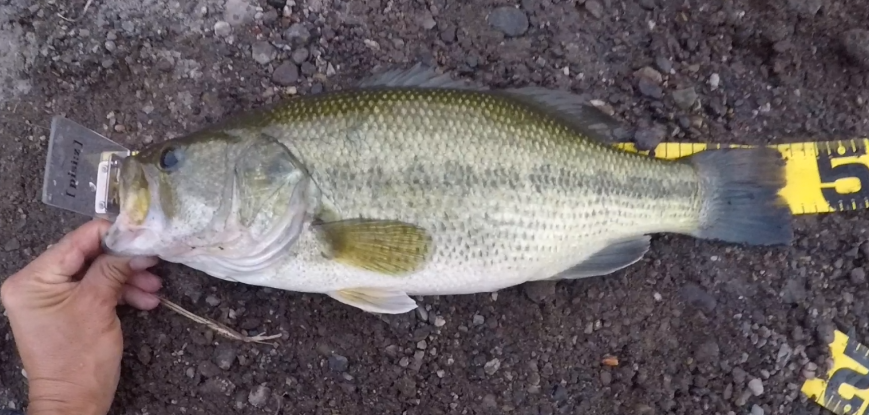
[802, 330, 869, 415]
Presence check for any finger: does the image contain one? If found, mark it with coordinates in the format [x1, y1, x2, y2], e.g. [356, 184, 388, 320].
[127, 271, 163, 293]
[119, 284, 160, 310]
[79, 254, 139, 302]
[30, 219, 113, 281]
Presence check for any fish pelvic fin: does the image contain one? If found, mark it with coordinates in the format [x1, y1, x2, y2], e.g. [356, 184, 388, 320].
[314, 218, 433, 276]
[327, 288, 418, 314]
[684, 147, 793, 246]
[546, 236, 651, 280]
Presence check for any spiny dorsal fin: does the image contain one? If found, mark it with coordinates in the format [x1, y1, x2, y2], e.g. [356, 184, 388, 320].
[357, 63, 486, 91]
[314, 218, 433, 276]
[497, 87, 628, 143]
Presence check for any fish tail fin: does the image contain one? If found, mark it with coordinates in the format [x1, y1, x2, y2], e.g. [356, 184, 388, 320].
[683, 147, 793, 246]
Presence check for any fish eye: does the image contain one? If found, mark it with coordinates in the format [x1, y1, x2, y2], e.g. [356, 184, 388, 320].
[159, 147, 183, 171]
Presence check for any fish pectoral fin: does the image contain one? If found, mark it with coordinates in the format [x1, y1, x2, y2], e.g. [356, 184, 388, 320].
[548, 236, 651, 280]
[314, 218, 433, 276]
[328, 288, 418, 314]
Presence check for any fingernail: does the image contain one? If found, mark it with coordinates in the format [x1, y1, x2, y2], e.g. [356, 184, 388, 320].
[129, 256, 159, 271]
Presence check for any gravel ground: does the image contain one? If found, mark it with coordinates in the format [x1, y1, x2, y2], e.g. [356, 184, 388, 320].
[2, 0, 869, 414]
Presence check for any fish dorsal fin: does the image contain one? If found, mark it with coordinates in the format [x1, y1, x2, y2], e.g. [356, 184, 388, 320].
[498, 87, 627, 143]
[314, 218, 433, 276]
[357, 63, 486, 91]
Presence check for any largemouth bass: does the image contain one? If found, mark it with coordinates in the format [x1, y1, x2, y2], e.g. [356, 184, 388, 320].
[102, 64, 793, 314]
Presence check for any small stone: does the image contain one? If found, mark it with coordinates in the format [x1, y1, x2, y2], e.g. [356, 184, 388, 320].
[843, 29, 869, 69]
[473, 314, 485, 325]
[214, 21, 232, 37]
[732, 367, 747, 384]
[4, 238, 20, 251]
[223, 0, 256, 26]
[751, 404, 764, 415]
[523, 281, 556, 303]
[291, 48, 309, 64]
[198, 361, 221, 377]
[248, 383, 270, 408]
[272, 62, 299, 86]
[672, 87, 698, 110]
[484, 358, 501, 375]
[137, 345, 152, 365]
[850, 267, 866, 284]
[328, 354, 349, 372]
[584, 0, 604, 19]
[633, 124, 665, 151]
[186, 367, 196, 378]
[487, 6, 529, 37]
[199, 377, 236, 397]
[482, 394, 497, 408]
[213, 343, 237, 370]
[635, 66, 663, 85]
[156, 58, 174, 72]
[283, 23, 311, 46]
[709, 73, 721, 90]
[205, 295, 221, 307]
[637, 78, 663, 99]
[748, 378, 764, 396]
[787, 0, 823, 17]
[655, 56, 673, 74]
[419, 11, 437, 30]
[600, 370, 612, 385]
[679, 283, 716, 313]
[395, 376, 416, 397]
[251, 41, 277, 65]
[440, 25, 457, 43]
[695, 340, 720, 363]
[262, 9, 278, 24]
[817, 322, 836, 345]
[639, 0, 656, 9]
[434, 316, 446, 327]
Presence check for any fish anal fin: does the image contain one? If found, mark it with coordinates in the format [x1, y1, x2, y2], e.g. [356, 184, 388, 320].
[549, 236, 651, 280]
[328, 288, 418, 314]
[314, 218, 433, 276]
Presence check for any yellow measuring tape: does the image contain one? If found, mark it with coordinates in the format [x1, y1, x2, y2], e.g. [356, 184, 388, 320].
[803, 329, 869, 415]
[615, 139, 869, 216]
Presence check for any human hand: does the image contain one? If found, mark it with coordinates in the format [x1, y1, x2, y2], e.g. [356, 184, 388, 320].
[0, 219, 162, 415]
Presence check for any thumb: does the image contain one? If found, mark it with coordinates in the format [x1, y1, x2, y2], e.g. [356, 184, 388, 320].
[80, 255, 159, 303]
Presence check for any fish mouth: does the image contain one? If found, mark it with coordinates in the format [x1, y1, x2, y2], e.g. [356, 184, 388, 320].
[102, 157, 161, 256]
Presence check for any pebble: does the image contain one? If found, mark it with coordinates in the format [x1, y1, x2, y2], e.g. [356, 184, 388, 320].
[284, 23, 311, 46]
[291, 48, 309, 64]
[205, 295, 221, 307]
[473, 314, 485, 325]
[679, 283, 717, 313]
[523, 281, 556, 303]
[817, 322, 836, 344]
[434, 316, 446, 327]
[709, 73, 720, 90]
[655, 56, 673, 74]
[214, 21, 232, 37]
[672, 87, 698, 110]
[272, 62, 299, 86]
[251, 41, 277, 65]
[482, 394, 497, 408]
[751, 404, 764, 415]
[4, 238, 20, 251]
[213, 343, 237, 370]
[329, 354, 349, 372]
[694, 340, 720, 363]
[633, 124, 665, 151]
[635, 66, 663, 85]
[487, 6, 529, 37]
[198, 361, 221, 377]
[640, 0, 656, 9]
[637, 78, 663, 99]
[600, 370, 612, 385]
[484, 358, 501, 375]
[787, 0, 823, 17]
[419, 11, 437, 30]
[223, 0, 256, 26]
[842, 29, 869, 69]
[137, 345, 152, 365]
[248, 384, 270, 408]
[850, 267, 866, 284]
[748, 378, 764, 396]
[584, 0, 604, 19]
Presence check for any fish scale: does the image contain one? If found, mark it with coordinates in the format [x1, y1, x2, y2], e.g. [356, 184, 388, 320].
[103, 64, 792, 314]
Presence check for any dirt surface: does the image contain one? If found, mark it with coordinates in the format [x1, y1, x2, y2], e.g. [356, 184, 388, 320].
[2, 0, 869, 414]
